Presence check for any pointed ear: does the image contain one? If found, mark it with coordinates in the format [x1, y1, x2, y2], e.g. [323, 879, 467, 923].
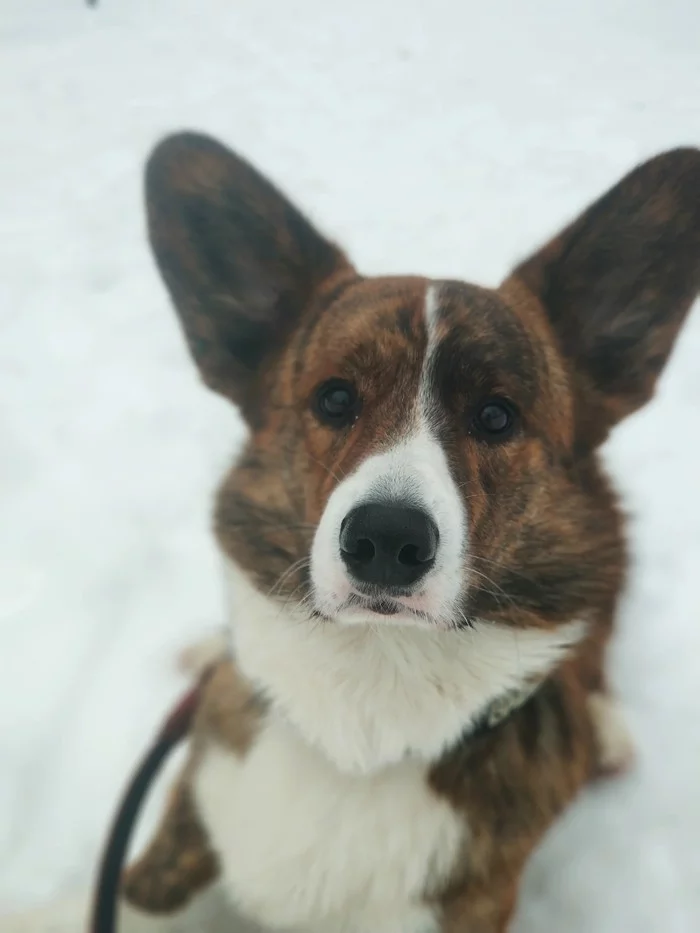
[145, 132, 353, 421]
[508, 148, 700, 446]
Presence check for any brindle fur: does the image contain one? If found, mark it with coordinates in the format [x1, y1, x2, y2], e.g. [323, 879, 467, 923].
[125, 135, 700, 930]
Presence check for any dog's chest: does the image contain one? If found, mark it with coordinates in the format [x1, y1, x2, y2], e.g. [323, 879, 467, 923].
[193, 716, 465, 933]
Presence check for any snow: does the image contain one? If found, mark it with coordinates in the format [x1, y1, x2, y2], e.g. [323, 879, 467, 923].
[1, 0, 699, 929]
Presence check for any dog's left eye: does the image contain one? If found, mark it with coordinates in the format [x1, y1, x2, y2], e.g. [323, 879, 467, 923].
[313, 379, 361, 428]
[470, 398, 518, 440]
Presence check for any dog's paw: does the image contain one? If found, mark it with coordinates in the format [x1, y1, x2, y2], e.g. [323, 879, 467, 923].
[587, 691, 635, 778]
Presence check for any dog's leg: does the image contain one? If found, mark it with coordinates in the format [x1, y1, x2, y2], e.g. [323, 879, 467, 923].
[122, 780, 219, 914]
[120, 883, 260, 933]
[123, 655, 264, 924]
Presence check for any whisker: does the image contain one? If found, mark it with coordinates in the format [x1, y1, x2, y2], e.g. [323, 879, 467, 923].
[268, 557, 311, 598]
[456, 608, 475, 631]
[307, 454, 347, 485]
[469, 553, 541, 588]
[467, 565, 516, 606]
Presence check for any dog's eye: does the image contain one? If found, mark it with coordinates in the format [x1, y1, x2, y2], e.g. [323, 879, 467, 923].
[313, 379, 361, 428]
[471, 398, 518, 440]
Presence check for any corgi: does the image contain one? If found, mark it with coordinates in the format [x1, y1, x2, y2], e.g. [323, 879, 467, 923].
[119, 135, 699, 933]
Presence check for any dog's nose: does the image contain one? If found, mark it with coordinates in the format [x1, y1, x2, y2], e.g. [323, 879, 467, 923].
[339, 504, 438, 588]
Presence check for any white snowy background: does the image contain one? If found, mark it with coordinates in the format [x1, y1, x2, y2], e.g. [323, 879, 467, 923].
[1, 0, 699, 929]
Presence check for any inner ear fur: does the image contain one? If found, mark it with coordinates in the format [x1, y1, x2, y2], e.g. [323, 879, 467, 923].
[145, 131, 354, 423]
[507, 147, 700, 446]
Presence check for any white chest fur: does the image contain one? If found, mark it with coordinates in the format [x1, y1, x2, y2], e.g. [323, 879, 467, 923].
[193, 718, 464, 933]
[199, 565, 586, 932]
[224, 565, 585, 775]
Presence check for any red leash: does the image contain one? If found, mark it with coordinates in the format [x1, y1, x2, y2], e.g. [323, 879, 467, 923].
[88, 678, 206, 933]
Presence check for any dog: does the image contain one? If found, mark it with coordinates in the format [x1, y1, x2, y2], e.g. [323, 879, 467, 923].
[117, 135, 699, 933]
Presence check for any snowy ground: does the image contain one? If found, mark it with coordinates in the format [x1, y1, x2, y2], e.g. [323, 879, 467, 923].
[1, 0, 699, 929]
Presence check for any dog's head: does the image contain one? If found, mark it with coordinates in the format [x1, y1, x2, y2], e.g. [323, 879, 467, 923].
[146, 136, 699, 637]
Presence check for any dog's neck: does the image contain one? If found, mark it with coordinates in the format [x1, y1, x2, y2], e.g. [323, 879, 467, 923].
[224, 563, 585, 775]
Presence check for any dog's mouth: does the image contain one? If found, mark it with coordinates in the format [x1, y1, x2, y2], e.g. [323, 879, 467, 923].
[347, 592, 402, 616]
[310, 591, 469, 629]
[335, 590, 434, 623]
[307, 573, 462, 628]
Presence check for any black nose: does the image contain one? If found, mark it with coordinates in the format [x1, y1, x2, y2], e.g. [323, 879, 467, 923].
[339, 504, 438, 589]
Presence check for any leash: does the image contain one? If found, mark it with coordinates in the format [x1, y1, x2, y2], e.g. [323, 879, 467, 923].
[88, 676, 208, 933]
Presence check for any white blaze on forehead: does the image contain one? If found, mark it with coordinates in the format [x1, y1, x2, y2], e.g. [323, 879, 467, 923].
[310, 281, 467, 625]
[423, 281, 442, 335]
[419, 282, 442, 422]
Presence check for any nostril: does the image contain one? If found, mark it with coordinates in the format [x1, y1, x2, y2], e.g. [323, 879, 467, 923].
[352, 538, 377, 564]
[398, 543, 429, 567]
[344, 537, 375, 565]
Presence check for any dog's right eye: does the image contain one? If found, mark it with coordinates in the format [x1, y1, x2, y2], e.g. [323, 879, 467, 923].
[313, 379, 361, 428]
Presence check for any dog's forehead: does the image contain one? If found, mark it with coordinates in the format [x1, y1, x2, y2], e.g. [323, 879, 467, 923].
[433, 280, 528, 338]
[289, 277, 427, 396]
[297, 277, 539, 392]
[314, 276, 429, 347]
[429, 281, 544, 407]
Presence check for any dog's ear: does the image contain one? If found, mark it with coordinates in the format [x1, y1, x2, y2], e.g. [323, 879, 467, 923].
[508, 148, 700, 447]
[145, 132, 353, 423]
